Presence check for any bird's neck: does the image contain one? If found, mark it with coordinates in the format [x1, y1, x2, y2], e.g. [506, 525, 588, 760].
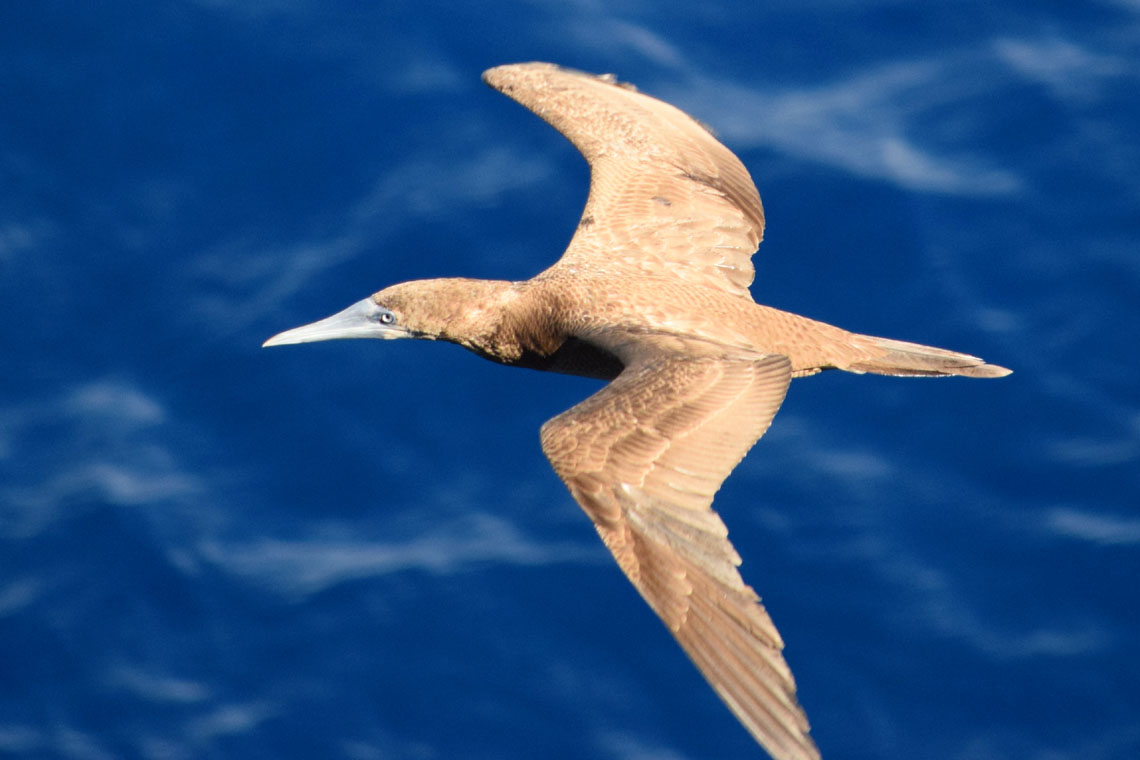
[423, 278, 562, 366]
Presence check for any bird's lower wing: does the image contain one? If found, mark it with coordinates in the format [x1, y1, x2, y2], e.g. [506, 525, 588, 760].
[539, 354, 820, 760]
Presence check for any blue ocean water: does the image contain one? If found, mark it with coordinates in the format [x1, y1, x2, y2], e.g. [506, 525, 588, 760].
[2, 2, 1138, 758]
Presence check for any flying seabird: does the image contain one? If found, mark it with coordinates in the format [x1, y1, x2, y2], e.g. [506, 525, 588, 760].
[264, 62, 1010, 760]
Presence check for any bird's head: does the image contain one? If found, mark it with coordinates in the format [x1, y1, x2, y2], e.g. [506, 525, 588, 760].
[262, 278, 517, 348]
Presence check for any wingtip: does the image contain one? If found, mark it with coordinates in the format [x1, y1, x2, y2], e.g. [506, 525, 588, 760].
[482, 61, 557, 88]
[482, 62, 633, 93]
[480, 64, 510, 87]
[967, 363, 1013, 378]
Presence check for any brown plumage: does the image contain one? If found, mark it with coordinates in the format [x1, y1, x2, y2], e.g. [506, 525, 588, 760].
[264, 62, 1011, 760]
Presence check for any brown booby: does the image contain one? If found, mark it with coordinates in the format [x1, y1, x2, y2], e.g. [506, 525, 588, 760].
[264, 62, 1010, 760]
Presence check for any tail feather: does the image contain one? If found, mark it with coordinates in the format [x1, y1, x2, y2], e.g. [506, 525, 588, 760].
[847, 335, 1011, 378]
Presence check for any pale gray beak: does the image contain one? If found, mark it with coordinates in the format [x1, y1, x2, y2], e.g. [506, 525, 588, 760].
[262, 298, 406, 347]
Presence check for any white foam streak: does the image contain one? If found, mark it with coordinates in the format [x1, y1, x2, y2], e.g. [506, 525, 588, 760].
[1047, 508, 1140, 546]
[0, 219, 54, 262]
[670, 58, 1023, 195]
[201, 513, 599, 598]
[106, 665, 212, 704]
[196, 144, 553, 332]
[0, 381, 203, 538]
[186, 701, 277, 741]
[994, 37, 1130, 102]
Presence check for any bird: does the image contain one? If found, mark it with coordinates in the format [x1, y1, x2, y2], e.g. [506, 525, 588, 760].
[263, 62, 1010, 760]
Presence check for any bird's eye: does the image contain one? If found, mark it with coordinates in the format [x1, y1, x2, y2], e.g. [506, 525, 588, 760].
[378, 310, 396, 325]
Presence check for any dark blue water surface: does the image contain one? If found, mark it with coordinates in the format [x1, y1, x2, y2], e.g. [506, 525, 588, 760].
[3, 2, 1138, 758]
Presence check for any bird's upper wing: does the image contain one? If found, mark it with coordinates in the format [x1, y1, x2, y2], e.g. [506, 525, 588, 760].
[539, 353, 819, 760]
[483, 62, 764, 301]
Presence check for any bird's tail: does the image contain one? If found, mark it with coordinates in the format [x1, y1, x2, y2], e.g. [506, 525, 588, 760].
[844, 334, 1011, 378]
